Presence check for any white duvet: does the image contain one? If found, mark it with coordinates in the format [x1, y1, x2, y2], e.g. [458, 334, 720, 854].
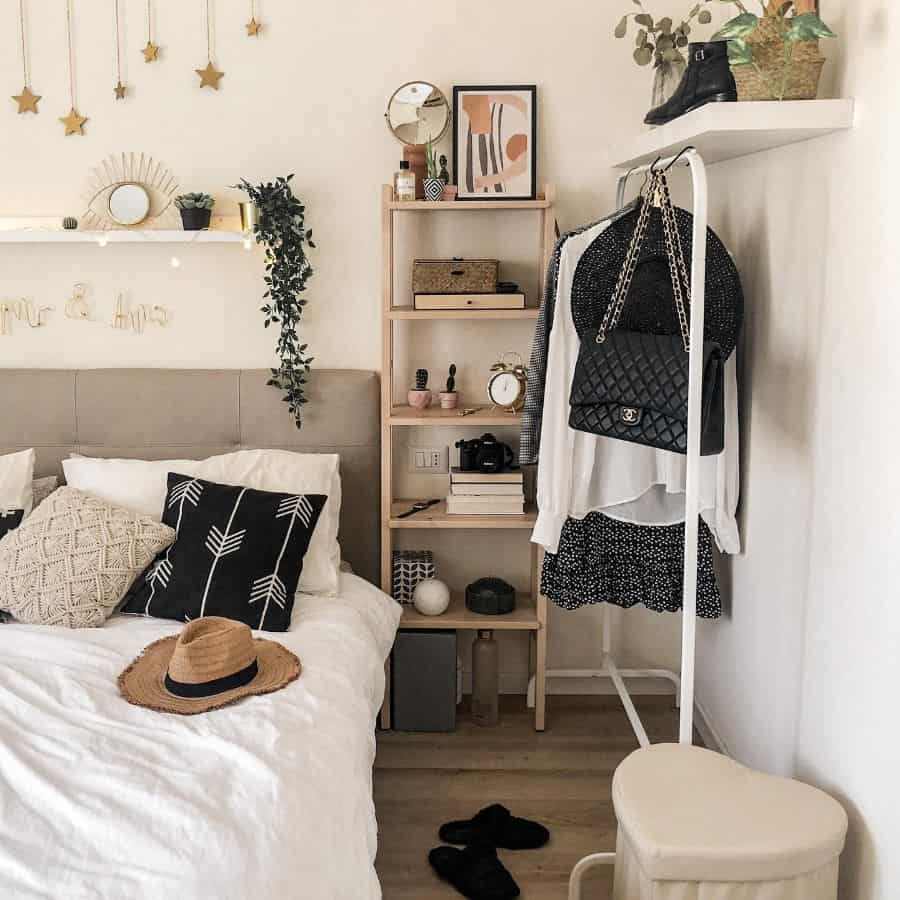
[0, 573, 400, 900]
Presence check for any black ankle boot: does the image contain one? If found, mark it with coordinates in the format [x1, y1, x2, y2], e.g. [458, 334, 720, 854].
[644, 41, 737, 126]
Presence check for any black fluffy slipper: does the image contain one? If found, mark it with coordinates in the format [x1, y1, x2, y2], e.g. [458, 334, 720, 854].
[439, 804, 550, 850]
[428, 843, 520, 900]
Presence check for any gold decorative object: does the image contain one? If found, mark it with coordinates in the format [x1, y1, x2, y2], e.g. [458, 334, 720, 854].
[81, 153, 180, 230]
[110, 293, 168, 334]
[60, 0, 86, 136]
[12, 0, 40, 114]
[142, 0, 160, 62]
[238, 201, 260, 232]
[0, 299, 53, 335]
[65, 284, 92, 320]
[196, 0, 224, 89]
[245, 1, 262, 36]
[113, 0, 127, 100]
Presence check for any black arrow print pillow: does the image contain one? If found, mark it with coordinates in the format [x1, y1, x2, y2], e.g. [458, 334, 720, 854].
[121, 473, 327, 631]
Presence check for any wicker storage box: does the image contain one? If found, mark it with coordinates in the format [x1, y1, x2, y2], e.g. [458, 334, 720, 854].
[732, 17, 825, 101]
[392, 549, 436, 603]
[412, 259, 498, 295]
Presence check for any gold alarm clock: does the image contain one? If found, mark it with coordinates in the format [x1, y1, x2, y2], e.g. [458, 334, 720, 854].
[487, 351, 528, 413]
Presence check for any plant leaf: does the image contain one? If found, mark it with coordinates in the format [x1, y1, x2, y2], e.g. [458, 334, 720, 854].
[658, 16, 673, 33]
[636, 28, 647, 45]
[786, 12, 836, 41]
[712, 12, 759, 40]
[634, 13, 653, 27]
[614, 15, 628, 37]
[634, 46, 654, 65]
[727, 37, 754, 65]
[698, 9, 712, 24]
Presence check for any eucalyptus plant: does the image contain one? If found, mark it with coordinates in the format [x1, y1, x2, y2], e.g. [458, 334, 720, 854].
[614, 1, 714, 69]
[234, 174, 315, 429]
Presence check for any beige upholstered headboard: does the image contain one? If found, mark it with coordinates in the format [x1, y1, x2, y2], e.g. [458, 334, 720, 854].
[0, 369, 380, 585]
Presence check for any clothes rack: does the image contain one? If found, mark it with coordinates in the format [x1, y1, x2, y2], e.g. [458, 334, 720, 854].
[527, 146, 708, 750]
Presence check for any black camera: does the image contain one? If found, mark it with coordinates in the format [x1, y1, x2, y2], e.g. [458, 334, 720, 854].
[455, 433, 515, 474]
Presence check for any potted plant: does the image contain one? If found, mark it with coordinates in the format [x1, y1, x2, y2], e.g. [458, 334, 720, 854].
[408, 368, 432, 410]
[439, 364, 458, 410]
[423, 137, 443, 202]
[713, 1, 835, 101]
[175, 193, 215, 230]
[614, 2, 715, 107]
[233, 174, 315, 429]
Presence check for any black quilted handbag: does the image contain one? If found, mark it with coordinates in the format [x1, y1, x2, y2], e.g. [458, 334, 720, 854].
[569, 170, 725, 456]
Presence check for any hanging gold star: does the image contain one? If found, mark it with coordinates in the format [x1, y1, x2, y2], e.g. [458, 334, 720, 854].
[114, 80, 126, 100]
[245, 17, 262, 36]
[60, 107, 87, 135]
[142, 40, 159, 62]
[195, 61, 224, 89]
[12, 85, 41, 114]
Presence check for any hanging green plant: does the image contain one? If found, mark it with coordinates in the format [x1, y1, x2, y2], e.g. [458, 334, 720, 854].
[234, 174, 315, 429]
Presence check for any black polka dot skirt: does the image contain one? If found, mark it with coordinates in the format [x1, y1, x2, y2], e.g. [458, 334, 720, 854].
[541, 512, 722, 618]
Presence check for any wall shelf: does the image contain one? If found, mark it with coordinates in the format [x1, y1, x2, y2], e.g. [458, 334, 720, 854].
[389, 499, 537, 530]
[609, 99, 855, 169]
[388, 194, 550, 211]
[389, 307, 538, 321]
[0, 229, 247, 244]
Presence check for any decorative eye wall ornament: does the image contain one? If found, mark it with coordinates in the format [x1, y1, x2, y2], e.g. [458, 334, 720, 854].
[81, 153, 180, 230]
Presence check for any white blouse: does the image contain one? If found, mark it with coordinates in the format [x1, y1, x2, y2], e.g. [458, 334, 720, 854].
[532, 218, 741, 556]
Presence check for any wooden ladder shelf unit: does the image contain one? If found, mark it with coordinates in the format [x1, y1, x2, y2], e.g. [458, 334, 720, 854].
[380, 184, 556, 731]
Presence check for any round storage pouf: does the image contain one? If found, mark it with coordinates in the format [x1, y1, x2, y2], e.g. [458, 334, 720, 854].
[611, 744, 847, 900]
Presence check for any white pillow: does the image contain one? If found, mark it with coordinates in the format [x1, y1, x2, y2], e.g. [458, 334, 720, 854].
[62, 449, 341, 596]
[0, 448, 35, 516]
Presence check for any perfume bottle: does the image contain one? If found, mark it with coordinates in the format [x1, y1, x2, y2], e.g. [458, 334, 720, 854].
[394, 160, 416, 202]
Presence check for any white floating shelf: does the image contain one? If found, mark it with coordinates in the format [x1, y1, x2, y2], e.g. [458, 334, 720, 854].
[609, 99, 855, 169]
[0, 229, 247, 244]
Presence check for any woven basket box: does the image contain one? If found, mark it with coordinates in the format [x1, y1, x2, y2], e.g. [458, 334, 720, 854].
[412, 259, 499, 295]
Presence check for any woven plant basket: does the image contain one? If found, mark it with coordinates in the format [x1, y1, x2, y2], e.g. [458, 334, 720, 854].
[732, 16, 825, 101]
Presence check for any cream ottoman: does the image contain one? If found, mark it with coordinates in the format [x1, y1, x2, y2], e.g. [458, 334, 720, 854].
[610, 743, 847, 900]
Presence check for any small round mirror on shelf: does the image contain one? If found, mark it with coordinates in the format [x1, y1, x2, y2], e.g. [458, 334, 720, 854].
[107, 183, 151, 226]
[385, 81, 451, 145]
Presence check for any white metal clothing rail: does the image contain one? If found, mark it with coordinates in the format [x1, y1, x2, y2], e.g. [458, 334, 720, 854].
[527, 147, 708, 755]
[564, 146, 709, 900]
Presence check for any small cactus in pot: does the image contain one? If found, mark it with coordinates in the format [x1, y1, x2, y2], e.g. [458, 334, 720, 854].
[175, 192, 215, 230]
[439, 363, 458, 409]
[408, 368, 432, 410]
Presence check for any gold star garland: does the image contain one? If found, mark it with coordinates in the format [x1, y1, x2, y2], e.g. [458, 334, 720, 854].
[60, 0, 87, 135]
[245, 0, 262, 36]
[196, 0, 224, 89]
[142, 0, 159, 62]
[113, 0, 126, 99]
[12, 0, 41, 113]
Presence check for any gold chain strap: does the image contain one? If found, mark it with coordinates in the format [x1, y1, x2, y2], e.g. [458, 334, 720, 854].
[656, 173, 692, 352]
[596, 171, 660, 344]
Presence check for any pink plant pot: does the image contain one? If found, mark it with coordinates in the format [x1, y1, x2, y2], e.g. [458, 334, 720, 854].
[407, 389, 432, 410]
[439, 392, 459, 410]
[442, 185, 458, 202]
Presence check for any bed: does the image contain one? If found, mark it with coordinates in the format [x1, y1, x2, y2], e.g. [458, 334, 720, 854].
[0, 369, 399, 900]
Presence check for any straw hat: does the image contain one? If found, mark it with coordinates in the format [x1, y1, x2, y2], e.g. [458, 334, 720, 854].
[118, 616, 300, 715]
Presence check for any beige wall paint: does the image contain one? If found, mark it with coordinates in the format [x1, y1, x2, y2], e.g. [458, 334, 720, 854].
[3, 0, 726, 689]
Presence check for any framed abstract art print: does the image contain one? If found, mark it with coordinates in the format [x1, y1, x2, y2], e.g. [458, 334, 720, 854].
[452, 85, 537, 200]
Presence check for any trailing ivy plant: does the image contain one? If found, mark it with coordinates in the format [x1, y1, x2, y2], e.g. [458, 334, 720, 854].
[234, 175, 315, 429]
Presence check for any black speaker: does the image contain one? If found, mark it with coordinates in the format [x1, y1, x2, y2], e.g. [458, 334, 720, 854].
[392, 630, 457, 732]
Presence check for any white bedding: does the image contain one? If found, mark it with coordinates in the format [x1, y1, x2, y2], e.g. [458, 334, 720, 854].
[0, 573, 400, 900]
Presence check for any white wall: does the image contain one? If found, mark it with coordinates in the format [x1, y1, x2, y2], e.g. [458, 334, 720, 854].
[694, 3, 900, 897]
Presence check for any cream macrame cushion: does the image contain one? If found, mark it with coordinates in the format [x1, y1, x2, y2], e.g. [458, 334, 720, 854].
[612, 743, 848, 900]
[0, 487, 175, 628]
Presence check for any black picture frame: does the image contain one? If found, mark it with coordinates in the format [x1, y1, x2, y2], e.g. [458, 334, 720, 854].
[452, 85, 537, 201]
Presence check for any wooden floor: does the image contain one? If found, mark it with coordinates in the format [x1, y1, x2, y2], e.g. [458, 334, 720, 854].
[375, 695, 690, 899]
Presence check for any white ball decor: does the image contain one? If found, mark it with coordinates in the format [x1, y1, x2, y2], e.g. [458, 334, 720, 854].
[413, 578, 451, 616]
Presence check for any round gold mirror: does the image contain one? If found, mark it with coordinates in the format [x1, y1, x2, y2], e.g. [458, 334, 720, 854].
[107, 183, 151, 226]
[385, 81, 451, 145]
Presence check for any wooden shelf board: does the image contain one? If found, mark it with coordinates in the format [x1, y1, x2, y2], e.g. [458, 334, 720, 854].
[398, 593, 539, 631]
[389, 307, 538, 321]
[388, 194, 550, 211]
[389, 499, 536, 529]
[389, 404, 522, 426]
[609, 99, 855, 169]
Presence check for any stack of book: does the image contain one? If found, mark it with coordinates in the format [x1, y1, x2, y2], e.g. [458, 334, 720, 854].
[446, 468, 524, 515]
